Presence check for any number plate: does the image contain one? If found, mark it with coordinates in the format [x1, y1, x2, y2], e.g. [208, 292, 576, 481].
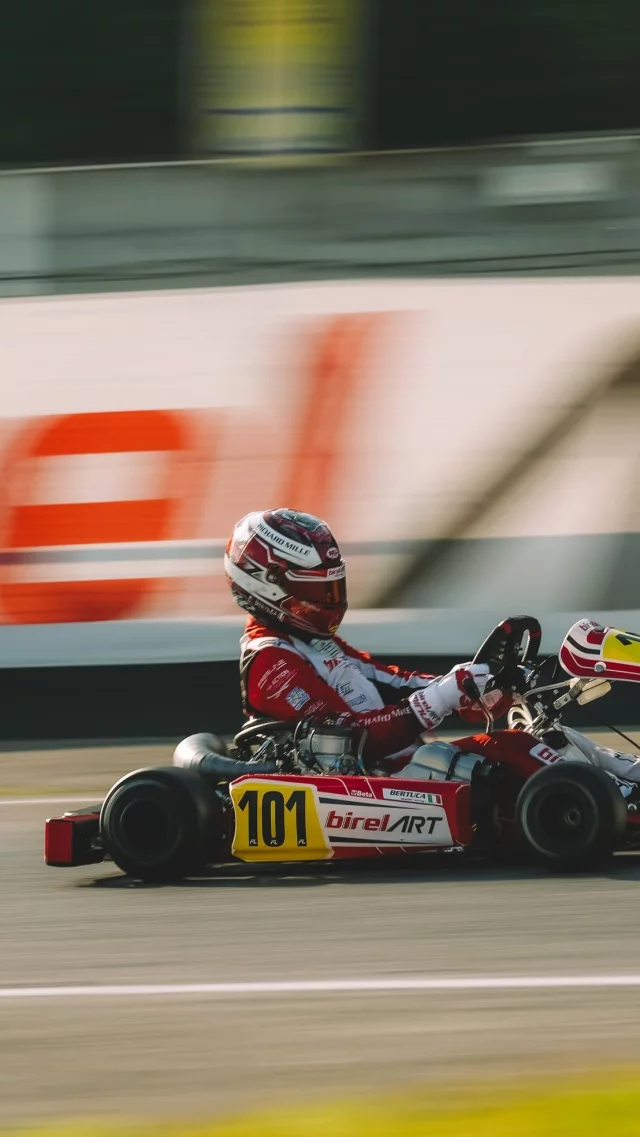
[603, 629, 640, 666]
[231, 779, 332, 862]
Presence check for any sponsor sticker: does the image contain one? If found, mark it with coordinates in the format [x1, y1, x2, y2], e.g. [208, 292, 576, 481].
[579, 620, 599, 633]
[383, 788, 443, 805]
[327, 546, 340, 560]
[407, 688, 439, 730]
[347, 694, 368, 707]
[257, 659, 289, 690]
[256, 520, 320, 565]
[326, 565, 346, 579]
[286, 686, 311, 711]
[530, 743, 561, 765]
[323, 806, 448, 842]
[311, 638, 343, 659]
[265, 667, 297, 700]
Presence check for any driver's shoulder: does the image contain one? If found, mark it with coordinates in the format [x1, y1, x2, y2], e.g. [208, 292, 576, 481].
[240, 621, 302, 662]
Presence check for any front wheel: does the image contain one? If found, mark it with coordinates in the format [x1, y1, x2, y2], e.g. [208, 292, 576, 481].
[100, 767, 224, 881]
[516, 761, 627, 871]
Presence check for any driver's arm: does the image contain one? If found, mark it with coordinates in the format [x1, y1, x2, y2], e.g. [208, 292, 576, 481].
[246, 647, 490, 766]
[333, 636, 437, 691]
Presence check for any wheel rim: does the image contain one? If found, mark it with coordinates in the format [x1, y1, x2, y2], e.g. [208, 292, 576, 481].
[527, 784, 598, 854]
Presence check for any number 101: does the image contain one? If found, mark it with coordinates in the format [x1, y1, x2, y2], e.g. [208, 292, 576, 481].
[237, 788, 308, 847]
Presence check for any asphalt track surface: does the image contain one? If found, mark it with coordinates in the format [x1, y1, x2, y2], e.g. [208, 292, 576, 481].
[3, 740, 640, 1125]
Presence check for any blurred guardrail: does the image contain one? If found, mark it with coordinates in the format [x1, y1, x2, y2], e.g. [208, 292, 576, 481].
[3, 133, 640, 297]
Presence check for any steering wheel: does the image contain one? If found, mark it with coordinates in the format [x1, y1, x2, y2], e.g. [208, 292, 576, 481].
[472, 615, 542, 694]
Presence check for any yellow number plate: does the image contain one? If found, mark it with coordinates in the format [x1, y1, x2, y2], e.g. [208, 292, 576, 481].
[230, 779, 332, 863]
[602, 629, 640, 666]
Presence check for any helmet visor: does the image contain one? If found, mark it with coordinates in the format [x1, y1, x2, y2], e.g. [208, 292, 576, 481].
[286, 572, 347, 607]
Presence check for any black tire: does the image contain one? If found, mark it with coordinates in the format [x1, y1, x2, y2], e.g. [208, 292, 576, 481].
[516, 761, 627, 871]
[100, 767, 222, 881]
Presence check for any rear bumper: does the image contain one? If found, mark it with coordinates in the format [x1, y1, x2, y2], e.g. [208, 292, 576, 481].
[45, 813, 105, 867]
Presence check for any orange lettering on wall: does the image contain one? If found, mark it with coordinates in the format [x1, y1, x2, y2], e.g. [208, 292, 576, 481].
[0, 410, 195, 624]
[278, 313, 384, 519]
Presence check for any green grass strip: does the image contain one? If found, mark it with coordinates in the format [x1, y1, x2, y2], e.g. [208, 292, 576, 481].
[6, 1075, 640, 1137]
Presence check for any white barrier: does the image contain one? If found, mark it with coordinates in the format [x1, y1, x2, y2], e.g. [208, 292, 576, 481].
[2, 611, 640, 668]
[1, 278, 640, 663]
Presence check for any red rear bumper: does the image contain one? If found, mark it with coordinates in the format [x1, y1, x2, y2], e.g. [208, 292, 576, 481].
[45, 813, 104, 867]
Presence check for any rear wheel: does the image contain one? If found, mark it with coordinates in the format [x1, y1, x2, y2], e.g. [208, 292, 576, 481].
[100, 767, 223, 881]
[516, 761, 627, 871]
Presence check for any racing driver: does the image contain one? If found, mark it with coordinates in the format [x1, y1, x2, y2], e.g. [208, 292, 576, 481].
[173, 507, 640, 795]
[220, 508, 508, 771]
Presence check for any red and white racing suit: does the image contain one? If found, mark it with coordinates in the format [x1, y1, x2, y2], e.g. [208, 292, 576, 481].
[240, 617, 455, 768]
[239, 618, 640, 789]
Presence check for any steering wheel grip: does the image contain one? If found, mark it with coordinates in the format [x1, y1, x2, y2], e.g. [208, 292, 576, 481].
[472, 616, 542, 672]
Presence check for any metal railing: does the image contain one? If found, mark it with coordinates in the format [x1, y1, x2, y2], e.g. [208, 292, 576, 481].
[2, 133, 640, 296]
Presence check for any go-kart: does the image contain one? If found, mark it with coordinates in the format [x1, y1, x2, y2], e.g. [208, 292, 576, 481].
[45, 616, 640, 880]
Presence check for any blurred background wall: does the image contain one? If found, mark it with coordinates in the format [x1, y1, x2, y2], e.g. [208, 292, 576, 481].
[1, 0, 640, 717]
[1, 0, 640, 164]
[2, 139, 640, 298]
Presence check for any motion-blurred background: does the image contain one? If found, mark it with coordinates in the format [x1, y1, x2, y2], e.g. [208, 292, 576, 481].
[3, 0, 640, 162]
[1, 0, 640, 731]
[4, 6, 640, 1133]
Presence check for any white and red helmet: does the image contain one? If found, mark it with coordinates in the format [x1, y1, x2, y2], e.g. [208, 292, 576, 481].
[224, 509, 347, 638]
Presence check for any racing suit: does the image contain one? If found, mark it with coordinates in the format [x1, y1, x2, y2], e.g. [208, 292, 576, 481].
[241, 616, 458, 768]
[240, 618, 640, 791]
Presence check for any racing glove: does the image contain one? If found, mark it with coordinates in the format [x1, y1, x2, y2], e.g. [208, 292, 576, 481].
[408, 663, 493, 730]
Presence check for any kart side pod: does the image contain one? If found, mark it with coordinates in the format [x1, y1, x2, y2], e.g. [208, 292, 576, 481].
[400, 742, 487, 784]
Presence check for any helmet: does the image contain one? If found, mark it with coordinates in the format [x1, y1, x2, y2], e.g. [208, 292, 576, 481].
[224, 509, 347, 638]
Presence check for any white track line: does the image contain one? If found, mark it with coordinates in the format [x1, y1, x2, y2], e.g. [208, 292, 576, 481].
[3, 976, 640, 1000]
[0, 797, 98, 806]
